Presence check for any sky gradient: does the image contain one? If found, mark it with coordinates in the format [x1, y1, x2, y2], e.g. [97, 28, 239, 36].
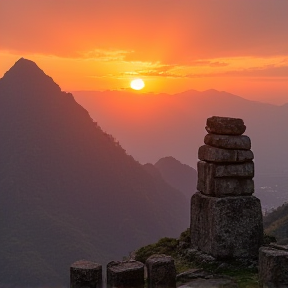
[1, 0, 288, 104]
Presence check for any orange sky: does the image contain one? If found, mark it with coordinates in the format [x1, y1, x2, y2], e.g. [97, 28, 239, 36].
[1, 0, 288, 104]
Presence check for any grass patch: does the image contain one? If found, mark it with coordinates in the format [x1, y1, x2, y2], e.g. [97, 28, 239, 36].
[135, 229, 260, 288]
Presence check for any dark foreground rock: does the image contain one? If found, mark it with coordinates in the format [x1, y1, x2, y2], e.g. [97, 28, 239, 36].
[205, 116, 246, 135]
[204, 134, 251, 150]
[107, 260, 144, 288]
[70, 260, 102, 288]
[259, 245, 288, 288]
[190, 192, 263, 259]
[146, 254, 176, 288]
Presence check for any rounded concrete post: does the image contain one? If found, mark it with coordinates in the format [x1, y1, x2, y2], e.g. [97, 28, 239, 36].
[70, 260, 102, 288]
[107, 260, 144, 288]
[146, 254, 176, 288]
[259, 245, 288, 288]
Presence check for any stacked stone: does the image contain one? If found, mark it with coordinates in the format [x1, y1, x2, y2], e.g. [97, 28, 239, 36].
[197, 116, 254, 197]
[191, 116, 263, 259]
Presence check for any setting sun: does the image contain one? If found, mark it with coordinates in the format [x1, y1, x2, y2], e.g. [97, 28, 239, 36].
[130, 79, 145, 90]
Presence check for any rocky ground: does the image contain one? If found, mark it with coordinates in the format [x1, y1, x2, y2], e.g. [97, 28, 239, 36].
[133, 229, 265, 288]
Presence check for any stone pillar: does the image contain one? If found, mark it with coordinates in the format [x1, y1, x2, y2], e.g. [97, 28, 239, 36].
[70, 260, 102, 288]
[146, 254, 176, 288]
[107, 260, 144, 288]
[191, 116, 263, 259]
[259, 244, 288, 288]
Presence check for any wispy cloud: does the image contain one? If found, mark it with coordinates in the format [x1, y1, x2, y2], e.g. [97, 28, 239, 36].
[79, 49, 133, 62]
[120, 57, 288, 79]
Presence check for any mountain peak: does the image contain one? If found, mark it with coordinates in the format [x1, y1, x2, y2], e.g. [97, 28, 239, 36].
[0, 58, 61, 95]
[4, 58, 46, 78]
[155, 156, 184, 167]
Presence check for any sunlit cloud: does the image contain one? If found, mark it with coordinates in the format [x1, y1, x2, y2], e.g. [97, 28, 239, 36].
[79, 49, 133, 62]
[121, 56, 288, 79]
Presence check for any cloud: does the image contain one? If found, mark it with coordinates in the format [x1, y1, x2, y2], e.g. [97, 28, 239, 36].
[79, 49, 133, 62]
[1, 0, 287, 63]
[120, 58, 288, 79]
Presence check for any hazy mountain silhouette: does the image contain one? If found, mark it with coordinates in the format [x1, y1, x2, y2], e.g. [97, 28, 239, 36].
[142, 157, 196, 201]
[0, 59, 189, 286]
[142, 163, 163, 180]
[264, 203, 288, 244]
[73, 89, 288, 173]
[73, 90, 288, 209]
[154, 157, 197, 201]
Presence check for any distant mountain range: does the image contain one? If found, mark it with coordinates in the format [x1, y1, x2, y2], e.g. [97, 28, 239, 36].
[264, 203, 288, 244]
[153, 156, 197, 201]
[73, 90, 288, 175]
[0, 59, 189, 287]
[73, 89, 288, 210]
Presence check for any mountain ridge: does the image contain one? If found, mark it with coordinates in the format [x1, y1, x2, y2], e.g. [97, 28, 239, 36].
[0, 58, 189, 286]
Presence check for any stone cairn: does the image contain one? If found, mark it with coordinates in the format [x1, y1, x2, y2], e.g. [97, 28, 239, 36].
[190, 116, 263, 259]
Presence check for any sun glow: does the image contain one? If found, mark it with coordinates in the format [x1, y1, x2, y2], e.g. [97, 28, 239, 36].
[130, 79, 145, 90]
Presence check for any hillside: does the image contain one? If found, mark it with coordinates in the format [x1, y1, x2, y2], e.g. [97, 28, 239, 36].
[264, 203, 288, 244]
[0, 58, 189, 287]
[143, 157, 197, 202]
[154, 157, 197, 201]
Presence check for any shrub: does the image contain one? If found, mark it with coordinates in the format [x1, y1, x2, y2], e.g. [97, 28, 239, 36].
[135, 237, 178, 263]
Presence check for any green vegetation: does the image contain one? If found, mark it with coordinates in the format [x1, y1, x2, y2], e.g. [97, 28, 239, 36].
[135, 228, 260, 288]
[218, 269, 259, 288]
[135, 237, 179, 263]
[264, 202, 288, 244]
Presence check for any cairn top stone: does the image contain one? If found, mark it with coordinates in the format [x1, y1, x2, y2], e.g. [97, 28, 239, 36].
[206, 116, 246, 135]
[71, 260, 101, 270]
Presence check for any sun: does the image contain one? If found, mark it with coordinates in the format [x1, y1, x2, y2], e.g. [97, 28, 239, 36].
[130, 78, 145, 90]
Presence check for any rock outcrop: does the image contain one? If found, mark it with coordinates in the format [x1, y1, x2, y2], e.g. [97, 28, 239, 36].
[259, 244, 288, 288]
[191, 116, 263, 259]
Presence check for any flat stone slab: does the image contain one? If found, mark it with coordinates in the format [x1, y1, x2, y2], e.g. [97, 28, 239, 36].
[176, 269, 212, 282]
[197, 161, 254, 179]
[198, 145, 254, 163]
[190, 192, 263, 259]
[70, 260, 102, 288]
[178, 278, 238, 288]
[206, 116, 246, 135]
[259, 246, 288, 288]
[197, 176, 254, 197]
[107, 260, 144, 287]
[269, 243, 288, 251]
[204, 134, 251, 150]
[146, 254, 176, 288]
